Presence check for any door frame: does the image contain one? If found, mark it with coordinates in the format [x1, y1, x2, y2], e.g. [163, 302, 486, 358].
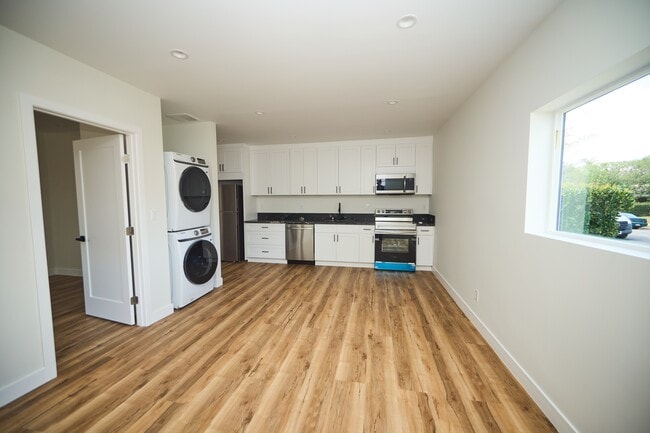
[19, 93, 148, 381]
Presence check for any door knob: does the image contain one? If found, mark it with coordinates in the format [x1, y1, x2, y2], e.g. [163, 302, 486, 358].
[75, 236, 86, 242]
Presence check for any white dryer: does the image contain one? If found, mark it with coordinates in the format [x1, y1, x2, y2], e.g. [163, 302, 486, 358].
[168, 226, 219, 308]
[164, 152, 212, 232]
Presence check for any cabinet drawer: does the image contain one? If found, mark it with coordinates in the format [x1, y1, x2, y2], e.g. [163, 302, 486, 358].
[246, 245, 285, 260]
[246, 232, 284, 246]
[246, 223, 285, 233]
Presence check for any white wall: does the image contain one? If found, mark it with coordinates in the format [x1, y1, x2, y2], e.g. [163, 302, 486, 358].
[162, 122, 223, 287]
[0, 25, 172, 405]
[433, 2, 650, 432]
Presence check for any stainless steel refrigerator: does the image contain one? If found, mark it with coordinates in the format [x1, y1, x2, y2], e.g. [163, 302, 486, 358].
[218, 181, 244, 262]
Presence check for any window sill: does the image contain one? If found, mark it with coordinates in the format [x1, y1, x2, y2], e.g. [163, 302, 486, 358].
[526, 229, 650, 260]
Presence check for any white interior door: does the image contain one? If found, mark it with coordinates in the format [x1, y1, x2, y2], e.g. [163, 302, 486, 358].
[73, 135, 135, 325]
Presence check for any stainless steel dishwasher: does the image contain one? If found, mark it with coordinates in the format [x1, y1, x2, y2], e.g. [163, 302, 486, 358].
[285, 223, 314, 264]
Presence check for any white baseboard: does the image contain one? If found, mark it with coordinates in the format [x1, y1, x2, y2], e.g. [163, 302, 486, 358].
[0, 364, 56, 407]
[48, 267, 82, 277]
[245, 258, 287, 264]
[315, 261, 374, 268]
[431, 266, 578, 433]
[142, 303, 173, 327]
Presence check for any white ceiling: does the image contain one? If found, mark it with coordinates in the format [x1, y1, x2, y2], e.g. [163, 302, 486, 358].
[0, 0, 561, 144]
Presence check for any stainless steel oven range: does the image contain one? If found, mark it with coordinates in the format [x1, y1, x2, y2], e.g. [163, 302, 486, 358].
[374, 209, 417, 272]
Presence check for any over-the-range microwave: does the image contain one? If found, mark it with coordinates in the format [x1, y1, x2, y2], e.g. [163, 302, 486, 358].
[375, 173, 415, 195]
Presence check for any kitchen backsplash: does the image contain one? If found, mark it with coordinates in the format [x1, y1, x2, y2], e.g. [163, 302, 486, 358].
[256, 195, 430, 213]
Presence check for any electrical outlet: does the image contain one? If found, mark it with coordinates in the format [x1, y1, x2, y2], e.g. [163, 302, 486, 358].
[474, 289, 479, 302]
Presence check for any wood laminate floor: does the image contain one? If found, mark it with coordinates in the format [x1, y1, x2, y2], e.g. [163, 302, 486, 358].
[0, 263, 557, 432]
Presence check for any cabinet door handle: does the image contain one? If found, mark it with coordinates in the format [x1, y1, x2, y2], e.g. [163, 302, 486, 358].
[261, 237, 269, 240]
[416, 185, 419, 193]
[396, 157, 399, 165]
[270, 186, 273, 194]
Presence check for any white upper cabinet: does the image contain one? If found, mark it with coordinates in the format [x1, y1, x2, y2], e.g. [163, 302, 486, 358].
[338, 145, 361, 194]
[250, 137, 431, 196]
[316, 144, 362, 195]
[376, 143, 416, 169]
[316, 145, 339, 194]
[216, 144, 245, 180]
[415, 142, 433, 195]
[250, 147, 290, 195]
[290, 146, 317, 195]
[360, 145, 376, 195]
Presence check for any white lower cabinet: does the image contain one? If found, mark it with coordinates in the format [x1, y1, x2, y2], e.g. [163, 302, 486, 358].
[358, 226, 375, 263]
[245, 223, 286, 263]
[315, 224, 374, 267]
[416, 226, 434, 269]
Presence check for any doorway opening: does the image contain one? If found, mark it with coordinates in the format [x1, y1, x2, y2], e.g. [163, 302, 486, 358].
[34, 110, 137, 326]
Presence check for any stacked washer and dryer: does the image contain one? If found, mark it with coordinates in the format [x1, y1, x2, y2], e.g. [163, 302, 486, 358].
[164, 152, 219, 309]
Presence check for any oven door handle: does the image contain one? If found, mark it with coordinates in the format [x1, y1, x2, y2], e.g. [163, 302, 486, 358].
[375, 229, 417, 236]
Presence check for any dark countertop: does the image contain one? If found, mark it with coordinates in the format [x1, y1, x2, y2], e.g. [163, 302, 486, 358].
[245, 212, 435, 226]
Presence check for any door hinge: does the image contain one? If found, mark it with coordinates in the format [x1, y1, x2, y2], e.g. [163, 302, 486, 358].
[130, 296, 139, 305]
[122, 154, 130, 163]
[126, 226, 135, 236]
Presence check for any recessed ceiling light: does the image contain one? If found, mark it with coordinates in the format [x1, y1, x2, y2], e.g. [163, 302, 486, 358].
[396, 14, 418, 29]
[387, 100, 399, 105]
[255, 111, 265, 115]
[170, 49, 189, 60]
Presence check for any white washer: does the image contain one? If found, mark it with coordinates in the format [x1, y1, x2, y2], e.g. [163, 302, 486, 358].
[168, 226, 218, 308]
[164, 152, 212, 232]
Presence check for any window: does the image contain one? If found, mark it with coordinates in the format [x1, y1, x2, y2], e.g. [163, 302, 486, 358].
[556, 73, 649, 245]
[525, 51, 650, 259]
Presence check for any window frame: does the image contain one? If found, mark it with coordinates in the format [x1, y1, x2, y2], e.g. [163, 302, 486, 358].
[525, 56, 650, 260]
